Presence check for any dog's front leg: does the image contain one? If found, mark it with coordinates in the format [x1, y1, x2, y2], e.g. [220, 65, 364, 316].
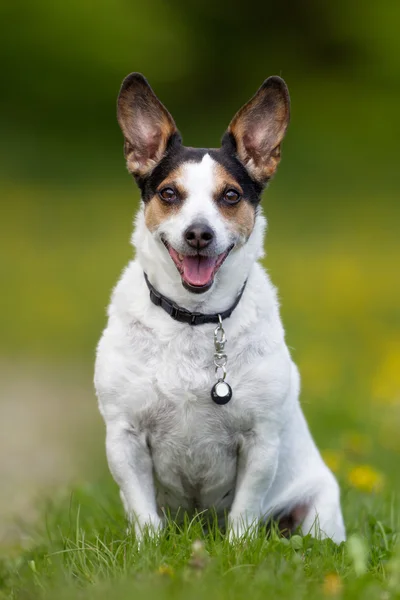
[105, 419, 162, 540]
[229, 430, 279, 539]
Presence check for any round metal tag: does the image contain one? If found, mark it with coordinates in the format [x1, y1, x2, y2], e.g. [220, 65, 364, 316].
[211, 380, 232, 405]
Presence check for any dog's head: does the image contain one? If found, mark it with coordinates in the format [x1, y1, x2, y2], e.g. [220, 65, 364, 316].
[117, 73, 290, 294]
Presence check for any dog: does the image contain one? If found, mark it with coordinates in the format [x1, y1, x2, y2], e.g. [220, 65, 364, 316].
[94, 73, 346, 543]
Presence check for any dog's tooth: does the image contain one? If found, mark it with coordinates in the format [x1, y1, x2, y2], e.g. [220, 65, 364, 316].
[178, 254, 184, 261]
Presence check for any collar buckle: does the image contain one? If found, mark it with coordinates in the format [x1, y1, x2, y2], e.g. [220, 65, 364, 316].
[149, 288, 161, 306]
[169, 304, 179, 319]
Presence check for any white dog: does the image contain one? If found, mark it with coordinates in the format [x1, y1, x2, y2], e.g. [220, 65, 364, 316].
[94, 73, 345, 543]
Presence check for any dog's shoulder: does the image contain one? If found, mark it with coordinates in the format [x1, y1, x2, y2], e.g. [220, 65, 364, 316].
[94, 260, 158, 409]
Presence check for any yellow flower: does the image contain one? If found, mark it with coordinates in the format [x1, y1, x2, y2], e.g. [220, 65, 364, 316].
[157, 564, 175, 577]
[347, 465, 384, 493]
[323, 573, 343, 596]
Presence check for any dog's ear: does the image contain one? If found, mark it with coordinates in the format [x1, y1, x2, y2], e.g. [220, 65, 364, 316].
[226, 76, 290, 184]
[117, 73, 177, 177]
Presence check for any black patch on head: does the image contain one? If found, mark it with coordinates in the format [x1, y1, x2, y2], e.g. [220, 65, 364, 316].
[134, 133, 206, 202]
[134, 130, 265, 205]
[210, 132, 264, 204]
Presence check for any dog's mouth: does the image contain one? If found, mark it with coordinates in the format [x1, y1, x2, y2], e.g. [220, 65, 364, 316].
[162, 240, 234, 294]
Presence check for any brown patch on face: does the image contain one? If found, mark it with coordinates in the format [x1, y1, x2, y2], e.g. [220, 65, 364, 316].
[213, 164, 255, 240]
[144, 166, 186, 232]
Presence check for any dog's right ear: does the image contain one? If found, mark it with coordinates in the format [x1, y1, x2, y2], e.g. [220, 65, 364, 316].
[117, 73, 177, 177]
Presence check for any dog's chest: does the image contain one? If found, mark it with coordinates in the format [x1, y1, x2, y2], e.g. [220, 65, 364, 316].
[141, 393, 243, 515]
[132, 326, 255, 513]
[117, 312, 287, 515]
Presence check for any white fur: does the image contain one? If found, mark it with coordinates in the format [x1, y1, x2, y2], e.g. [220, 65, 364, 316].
[95, 154, 345, 543]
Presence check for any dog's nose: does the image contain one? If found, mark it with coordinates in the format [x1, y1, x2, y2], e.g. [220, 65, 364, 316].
[184, 223, 214, 250]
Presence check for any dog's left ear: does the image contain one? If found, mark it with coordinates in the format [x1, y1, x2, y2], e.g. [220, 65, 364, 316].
[117, 73, 177, 177]
[226, 76, 290, 184]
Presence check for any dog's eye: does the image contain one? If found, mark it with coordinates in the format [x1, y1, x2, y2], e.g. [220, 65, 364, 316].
[158, 187, 177, 202]
[223, 189, 241, 204]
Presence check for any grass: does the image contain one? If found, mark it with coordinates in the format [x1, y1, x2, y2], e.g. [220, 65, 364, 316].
[1, 482, 399, 599]
[1, 181, 400, 598]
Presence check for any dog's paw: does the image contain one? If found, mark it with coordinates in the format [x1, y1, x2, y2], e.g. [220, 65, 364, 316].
[227, 513, 259, 542]
[126, 514, 164, 545]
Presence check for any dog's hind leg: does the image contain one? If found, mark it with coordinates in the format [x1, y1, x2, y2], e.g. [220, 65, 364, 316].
[300, 476, 346, 543]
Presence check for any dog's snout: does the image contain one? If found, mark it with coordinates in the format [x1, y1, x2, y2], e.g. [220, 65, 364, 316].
[184, 223, 214, 250]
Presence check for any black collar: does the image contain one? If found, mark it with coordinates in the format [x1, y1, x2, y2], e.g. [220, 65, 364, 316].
[144, 272, 247, 326]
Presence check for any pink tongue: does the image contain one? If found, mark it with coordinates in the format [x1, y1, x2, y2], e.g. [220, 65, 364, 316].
[182, 255, 218, 286]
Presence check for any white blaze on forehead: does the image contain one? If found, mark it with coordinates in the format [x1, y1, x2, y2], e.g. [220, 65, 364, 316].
[176, 154, 219, 221]
[180, 153, 216, 196]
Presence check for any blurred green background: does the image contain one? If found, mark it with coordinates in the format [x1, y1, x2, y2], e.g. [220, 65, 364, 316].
[0, 0, 399, 543]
